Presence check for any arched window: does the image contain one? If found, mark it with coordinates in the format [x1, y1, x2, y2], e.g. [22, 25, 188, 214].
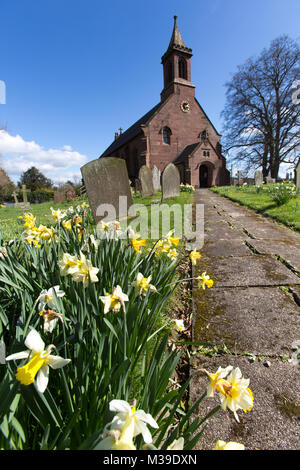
[178, 58, 187, 79]
[163, 127, 172, 145]
[166, 62, 173, 84]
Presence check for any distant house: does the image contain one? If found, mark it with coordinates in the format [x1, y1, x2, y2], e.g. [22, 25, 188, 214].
[99, 16, 230, 188]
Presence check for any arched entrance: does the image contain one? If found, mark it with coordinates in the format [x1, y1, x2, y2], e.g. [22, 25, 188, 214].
[199, 164, 209, 187]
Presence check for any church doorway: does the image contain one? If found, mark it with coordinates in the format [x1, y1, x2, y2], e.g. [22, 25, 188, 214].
[199, 164, 209, 187]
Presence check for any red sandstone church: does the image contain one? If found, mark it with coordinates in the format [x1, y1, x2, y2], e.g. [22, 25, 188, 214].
[99, 16, 230, 188]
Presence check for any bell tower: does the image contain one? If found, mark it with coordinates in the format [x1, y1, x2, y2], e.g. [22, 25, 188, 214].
[161, 16, 195, 102]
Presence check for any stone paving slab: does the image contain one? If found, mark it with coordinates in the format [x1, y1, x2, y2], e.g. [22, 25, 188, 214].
[190, 355, 300, 450]
[193, 287, 300, 356]
[203, 221, 246, 241]
[195, 254, 300, 287]
[202, 240, 253, 257]
[246, 239, 300, 273]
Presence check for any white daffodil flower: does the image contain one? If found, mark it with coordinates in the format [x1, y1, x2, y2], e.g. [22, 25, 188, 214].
[167, 437, 184, 450]
[100, 286, 129, 314]
[36, 285, 65, 311]
[173, 319, 185, 332]
[109, 399, 159, 444]
[132, 273, 157, 296]
[6, 329, 70, 393]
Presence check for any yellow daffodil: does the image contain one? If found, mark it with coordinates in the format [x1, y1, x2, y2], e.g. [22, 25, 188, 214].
[203, 365, 233, 398]
[197, 272, 214, 289]
[132, 273, 156, 296]
[214, 440, 245, 450]
[100, 286, 129, 314]
[108, 399, 159, 444]
[165, 230, 180, 247]
[71, 252, 99, 286]
[62, 219, 72, 231]
[131, 234, 146, 253]
[6, 329, 70, 393]
[189, 250, 202, 265]
[167, 248, 178, 260]
[216, 367, 254, 422]
[59, 253, 79, 276]
[50, 207, 66, 222]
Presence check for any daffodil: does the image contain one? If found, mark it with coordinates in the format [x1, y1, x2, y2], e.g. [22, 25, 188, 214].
[167, 437, 184, 450]
[50, 207, 66, 223]
[167, 248, 178, 260]
[189, 250, 202, 265]
[131, 234, 146, 253]
[59, 253, 80, 276]
[203, 365, 233, 398]
[165, 230, 180, 247]
[173, 319, 185, 332]
[94, 416, 136, 450]
[197, 272, 214, 289]
[214, 440, 245, 450]
[39, 309, 64, 333]
[71, 252, 99, 286]
[109, 399, 159, 444]
[6, 329, 70, 393]
[100, 286, 129, 314]
[36, 285, 65, 312]
[62, 219, 72, 231]
[132, 273, 156, 296]
[216, 367, 254, 422]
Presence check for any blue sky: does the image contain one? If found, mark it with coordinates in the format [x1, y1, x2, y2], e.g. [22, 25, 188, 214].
[0, 0, 299, 184]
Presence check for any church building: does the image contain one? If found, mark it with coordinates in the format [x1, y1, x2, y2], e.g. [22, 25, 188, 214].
[99, 16, 230, 188]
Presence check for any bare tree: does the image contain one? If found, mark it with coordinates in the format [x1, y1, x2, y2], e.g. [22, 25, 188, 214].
[221, 35, 300, 179]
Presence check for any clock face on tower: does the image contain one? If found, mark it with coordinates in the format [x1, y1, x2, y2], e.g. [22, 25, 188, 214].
[180, 100, 190, 113]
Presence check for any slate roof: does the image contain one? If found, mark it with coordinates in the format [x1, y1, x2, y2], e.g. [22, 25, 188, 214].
[172, 143, 200, 164]
[99, 102, 162, 158]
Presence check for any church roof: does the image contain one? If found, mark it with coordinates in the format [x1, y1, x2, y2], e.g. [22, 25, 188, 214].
[99, 102, 162, 158]
[173, 143, 200, 164]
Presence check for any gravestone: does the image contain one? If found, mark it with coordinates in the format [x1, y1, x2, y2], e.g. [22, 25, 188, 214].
[296, 159, 300, 188]
[266, 175, 276, 184]
[134, 178, 142, 193]
[236, 171, 242, 186]
[152, 165, 161, 191]
[81, 157, 134, 223]
[161, 163, 180, 201]
[54, 191, 66, 203]
[254, 170, 263, 187]
[139, 165, 155, 197]
[13, 186, 30, 209]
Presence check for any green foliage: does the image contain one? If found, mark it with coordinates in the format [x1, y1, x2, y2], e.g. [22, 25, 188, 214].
[0, 202, 213, 450]
[19, 166, 52, 192]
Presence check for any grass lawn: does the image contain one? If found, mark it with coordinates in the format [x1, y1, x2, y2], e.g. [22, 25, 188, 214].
[210, 185, 300, 232]
[0, 190, 194, 242]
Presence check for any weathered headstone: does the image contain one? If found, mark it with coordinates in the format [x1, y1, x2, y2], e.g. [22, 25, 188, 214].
[295, 159, 300, 188]
[161, 162, 180, 201]
[134, 178, 142, 193]
[236, 171, 241, 186]
[81, 157, 135, 223]
[54, 191, 66, 203]
[266, 175, 276, 184]
[254, 170, 263, 187]
[139, 165, 155, 197]
[152, 165, 161, 191]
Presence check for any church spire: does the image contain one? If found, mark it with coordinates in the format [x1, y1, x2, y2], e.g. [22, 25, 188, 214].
[163, 16, 192, 59]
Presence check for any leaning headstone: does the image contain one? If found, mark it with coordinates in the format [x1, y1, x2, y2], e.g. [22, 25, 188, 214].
[139, 165, 155, 197]
[295, 159, 300, 188]
[81, 157, 134, 223]
[255, 170, 263, 187]
[152, 165, 161, 191]
[161, 163, 180, 201]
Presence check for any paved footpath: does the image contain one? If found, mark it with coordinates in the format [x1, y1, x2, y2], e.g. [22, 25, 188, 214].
[190, 189, 300, 450]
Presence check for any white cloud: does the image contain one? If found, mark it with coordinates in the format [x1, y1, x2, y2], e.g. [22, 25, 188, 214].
[0, 129, 88, 184]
